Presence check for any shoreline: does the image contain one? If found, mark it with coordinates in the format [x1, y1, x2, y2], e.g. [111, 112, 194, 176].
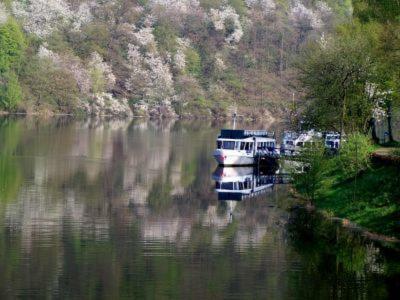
[289, 187, 400, 249]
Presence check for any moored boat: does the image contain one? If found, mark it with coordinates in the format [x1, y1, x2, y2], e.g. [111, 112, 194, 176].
[213, 129, 277, 166]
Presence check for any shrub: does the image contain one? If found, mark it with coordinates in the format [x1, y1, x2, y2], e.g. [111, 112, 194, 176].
[338, 133, 372, 178]
[185, 48, 202, 77]
[292, 141, 327, 201]
[0, 71, 22, 109]
[0, 18, 26, 73]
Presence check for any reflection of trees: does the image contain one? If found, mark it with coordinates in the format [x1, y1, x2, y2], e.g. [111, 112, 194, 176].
[286, 207, 396, 299]
[0, 118, 22, 204]
[0, 117, 398, 298]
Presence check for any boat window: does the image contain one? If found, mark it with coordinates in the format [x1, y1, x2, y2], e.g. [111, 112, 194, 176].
[257, 142, 263, 150]
[286, 141, 294, 145]
[217, 141, 222, 149]
[215, 182, 221, 189]
[221, 182, 234, 190]
[240, 142, 245, 150]
[235, 142, 240, 149]
[245, 143, 249, 150]
[222, 141, 235, 150]
[249, 142, 253, 151]
[297, 142, 304, 147]
[238, 182, 244, 190]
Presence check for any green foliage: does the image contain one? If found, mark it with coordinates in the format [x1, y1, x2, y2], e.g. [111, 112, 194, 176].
[353, 0, 400, 22]
[0, 71, 22, 109]
[0, 18, 26, 73]
[297, 22, 378, 133]
[21, 57, 79, 113]
[89, 66, 106, 94]
[292, 142, 327, 201]
[153, 23, 178, 54]
[71, 23, 110, 58]
[185, 48, 202, 77]
[227, 0, 247, 16]
[338, 133, 372, 178]
[199, 0, 224, 10]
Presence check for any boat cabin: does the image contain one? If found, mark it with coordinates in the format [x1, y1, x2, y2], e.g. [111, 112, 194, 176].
[214, 129, 277, 165]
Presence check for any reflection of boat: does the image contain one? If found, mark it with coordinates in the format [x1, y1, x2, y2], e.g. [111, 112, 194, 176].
[213, 129, 277, 165]
[212, 166, 287, 201]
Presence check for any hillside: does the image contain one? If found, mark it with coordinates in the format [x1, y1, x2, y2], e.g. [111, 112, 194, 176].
[0, 0, 352, 119]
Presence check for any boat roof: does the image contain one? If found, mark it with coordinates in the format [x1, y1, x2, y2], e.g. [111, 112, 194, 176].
[219, 129, 274, 139]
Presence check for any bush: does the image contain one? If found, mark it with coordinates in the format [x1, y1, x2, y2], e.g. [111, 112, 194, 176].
[292, 142, 327, 201]
[185, 48, 202, 77]
[0, 71, 22, 109]
[0, 18, 26, 73]
[338, 133, 372, 178]
[20, 57, 80, 113]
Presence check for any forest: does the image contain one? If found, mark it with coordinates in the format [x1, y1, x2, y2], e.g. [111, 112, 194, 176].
[0, 0, 356, 119]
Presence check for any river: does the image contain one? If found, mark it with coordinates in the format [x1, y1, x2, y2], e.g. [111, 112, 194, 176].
[0, 117, 399, 299]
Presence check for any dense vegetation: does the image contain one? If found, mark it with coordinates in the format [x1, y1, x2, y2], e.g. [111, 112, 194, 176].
[0, 0, 354, 118]
[296, 0, 399, 141]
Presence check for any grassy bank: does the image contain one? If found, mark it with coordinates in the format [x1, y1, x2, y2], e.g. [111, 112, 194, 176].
[293, 138, 400, 239]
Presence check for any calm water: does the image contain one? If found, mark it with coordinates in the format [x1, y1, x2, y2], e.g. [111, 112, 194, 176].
[0, 117, 399, 299]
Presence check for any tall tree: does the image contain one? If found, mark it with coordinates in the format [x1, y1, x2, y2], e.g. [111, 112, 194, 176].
[296, 22, 378, 135]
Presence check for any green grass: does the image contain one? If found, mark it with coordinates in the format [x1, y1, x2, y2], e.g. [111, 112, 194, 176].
[313, 164, 400, 238]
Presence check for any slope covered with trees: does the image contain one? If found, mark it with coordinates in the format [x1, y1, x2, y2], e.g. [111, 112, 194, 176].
[0, 0, 352, 118]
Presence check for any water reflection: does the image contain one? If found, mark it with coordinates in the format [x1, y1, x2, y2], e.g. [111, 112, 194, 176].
[0, 116, 399, 299]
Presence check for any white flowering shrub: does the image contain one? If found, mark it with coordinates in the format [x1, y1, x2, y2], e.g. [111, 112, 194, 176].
[38, 45, 92, 94]
[149, 0, 200, 15]
[245, 0, 276, 15]
[88, 52, 116, 92]
[133, 26, 156, 47]
[173, 38, 191, 71]
[125, 44, 175, 104]
[289, 1, 324, 29]
[0, 3, 8, 25]
[12, 0, 93, 38]
[210, 6, 243, 44]
[215, 54, 226, 71]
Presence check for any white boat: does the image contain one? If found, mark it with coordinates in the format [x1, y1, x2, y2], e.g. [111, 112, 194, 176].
[280, 130, 321, 155]
[212, 167, 274, 201]
[213, 129, 277, 166]
[324, 132, 341, 150]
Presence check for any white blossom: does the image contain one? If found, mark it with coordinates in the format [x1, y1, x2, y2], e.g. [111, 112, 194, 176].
[289, 2, 323, 29]
[37, 45, 61, 63]
[210, 6, 243, 44]
[316, 1, 332, 17]
[0, 3, 8, 25]
[133, 27, 155, 46]
[37, 45, 91, 94]
[149, 0, 200, 15]
[215, 55, 226, 71]
[71, 2, 93, 32]
[125, 43, 175, 103]
[88, 52, 116, 90]
[174, 49, 186, 70]
[12, 0, 93, 37]
[245, 0, 276, 15]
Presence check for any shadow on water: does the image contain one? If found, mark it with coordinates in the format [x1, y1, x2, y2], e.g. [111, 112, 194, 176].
[0, 116, 399, 299]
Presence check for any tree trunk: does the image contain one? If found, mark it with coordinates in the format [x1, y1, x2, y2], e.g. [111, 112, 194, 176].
[387, 101, 394, 143]
[369, 117, 379, 144]
[340, 92, 346, 140]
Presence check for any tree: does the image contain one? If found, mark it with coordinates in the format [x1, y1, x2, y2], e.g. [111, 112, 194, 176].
[296, 22, 378, 136]
[0, 18, 25, 73]
[0, 71, 22, 109]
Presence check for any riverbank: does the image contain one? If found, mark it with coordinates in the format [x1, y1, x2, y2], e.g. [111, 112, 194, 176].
[293, 143, 400, 241]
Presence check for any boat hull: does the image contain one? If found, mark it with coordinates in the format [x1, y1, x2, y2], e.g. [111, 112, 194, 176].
[213, 150, 255, 166]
